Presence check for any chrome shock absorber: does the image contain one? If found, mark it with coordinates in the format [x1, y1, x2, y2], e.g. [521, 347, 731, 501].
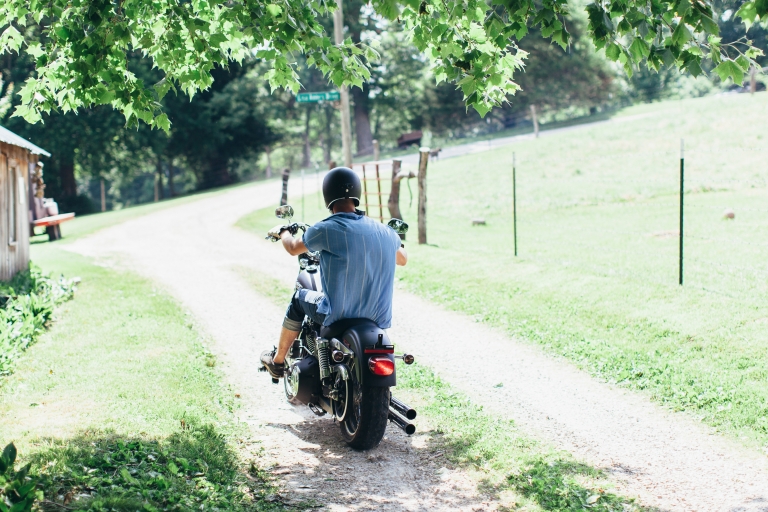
[305, 331, 317, 356]
[317, 338, 331, 380]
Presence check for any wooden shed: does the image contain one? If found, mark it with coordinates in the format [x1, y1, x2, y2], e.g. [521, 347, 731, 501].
[0, 125, 50, 281]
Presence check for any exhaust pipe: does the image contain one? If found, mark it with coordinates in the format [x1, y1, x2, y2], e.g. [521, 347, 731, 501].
[390, 396, 417, 420]
[388, 407, 416, 435]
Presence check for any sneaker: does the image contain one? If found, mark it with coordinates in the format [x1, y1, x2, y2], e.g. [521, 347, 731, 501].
[260, 349, 285, 379]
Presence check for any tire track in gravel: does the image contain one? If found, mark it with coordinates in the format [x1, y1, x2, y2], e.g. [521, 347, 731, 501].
[66, 178, 768, 512]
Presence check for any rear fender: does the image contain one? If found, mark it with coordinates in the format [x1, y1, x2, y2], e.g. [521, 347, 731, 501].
[338, 324, 395, 387]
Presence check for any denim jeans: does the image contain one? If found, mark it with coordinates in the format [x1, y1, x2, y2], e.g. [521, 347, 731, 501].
[282, 289, 327, 331]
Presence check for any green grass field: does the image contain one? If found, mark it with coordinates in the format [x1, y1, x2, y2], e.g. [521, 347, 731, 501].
[0, 246, 285, 510]
[237, 92, 768, 451]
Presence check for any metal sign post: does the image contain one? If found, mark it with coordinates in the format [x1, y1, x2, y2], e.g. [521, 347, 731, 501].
[679, 139, 684, 286]
[513, 152, 517, 257]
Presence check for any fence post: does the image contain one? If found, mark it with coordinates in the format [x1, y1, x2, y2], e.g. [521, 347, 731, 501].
[280, 168, 290, 206]
[513, 152, 517, 257]
[679, 139, 684, 286]
[417, 147, 429, 245]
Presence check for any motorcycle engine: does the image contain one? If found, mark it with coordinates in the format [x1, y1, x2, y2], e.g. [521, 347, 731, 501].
[286, 356, 321, 405]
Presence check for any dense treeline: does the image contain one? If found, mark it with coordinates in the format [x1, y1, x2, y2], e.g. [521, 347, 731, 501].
[0, 1, 762, 213]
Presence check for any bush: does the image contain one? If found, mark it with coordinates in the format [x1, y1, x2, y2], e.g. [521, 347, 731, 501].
[0, 442, 41, 512]
[0, 265, 77, 376]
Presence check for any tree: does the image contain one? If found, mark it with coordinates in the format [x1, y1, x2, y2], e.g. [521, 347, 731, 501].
[162, 62, 279, 188]
[1, 0, 761, 132]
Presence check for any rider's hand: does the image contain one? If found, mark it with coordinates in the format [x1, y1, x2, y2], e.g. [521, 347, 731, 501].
[266, 224, 289, 242]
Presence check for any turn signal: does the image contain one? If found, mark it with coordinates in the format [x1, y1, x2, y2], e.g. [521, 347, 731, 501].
[368, 357, 394, 376]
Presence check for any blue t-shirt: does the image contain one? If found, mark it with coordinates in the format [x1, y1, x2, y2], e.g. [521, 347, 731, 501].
[302, 212, 401, 328]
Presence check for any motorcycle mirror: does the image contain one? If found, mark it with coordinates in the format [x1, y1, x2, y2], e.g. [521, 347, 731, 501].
[275, 205, 294, 220]
[387, 218, 409, 235]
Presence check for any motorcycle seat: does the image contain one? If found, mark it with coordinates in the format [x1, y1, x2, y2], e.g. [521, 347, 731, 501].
[320, 318, 378, 339]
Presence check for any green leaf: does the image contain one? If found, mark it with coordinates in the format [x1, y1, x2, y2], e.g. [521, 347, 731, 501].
[468, 23, 487, 43]
[266, 4, 282, 17]
[3, 443, 17, 465]
[736, 55, 750, 71]
[629, 38, 650, 61]
[209, 33, 227, 48]
[735, 1, 757, 28]
[699, 15, 719, 35]
[685, 59, 703, 76]
[672, 22, 693, 47]
[713, 59, 745, 84]
[0, 26, 24, 52]
[155, 113, 171, 132]
[605, 43, 621, 61]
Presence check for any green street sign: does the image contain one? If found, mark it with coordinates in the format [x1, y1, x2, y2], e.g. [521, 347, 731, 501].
[296, 91, 340, 103]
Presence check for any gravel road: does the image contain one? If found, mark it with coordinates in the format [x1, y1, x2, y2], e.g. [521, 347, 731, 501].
[66, 174, 768, 511]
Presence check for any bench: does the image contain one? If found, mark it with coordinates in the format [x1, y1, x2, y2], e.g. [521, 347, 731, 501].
[33, 212, 75, 241]
[396, 130, 423, 149]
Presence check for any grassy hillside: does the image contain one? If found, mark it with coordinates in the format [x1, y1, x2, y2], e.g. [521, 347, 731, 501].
[237, 92, 768, 450]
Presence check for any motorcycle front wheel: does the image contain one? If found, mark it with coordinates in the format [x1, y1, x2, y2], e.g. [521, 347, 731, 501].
[338, 360, 390, 450]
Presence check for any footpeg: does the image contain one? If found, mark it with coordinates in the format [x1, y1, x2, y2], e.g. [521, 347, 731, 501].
[271, 377, 279, 384]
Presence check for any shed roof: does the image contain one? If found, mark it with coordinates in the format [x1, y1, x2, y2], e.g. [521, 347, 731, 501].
[0, 124, 50, 157]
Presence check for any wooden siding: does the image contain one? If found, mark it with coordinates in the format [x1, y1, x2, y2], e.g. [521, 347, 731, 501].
[0, 141, 35, 281]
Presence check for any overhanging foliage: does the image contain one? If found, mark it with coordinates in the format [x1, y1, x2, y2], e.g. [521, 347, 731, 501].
[0, 0, 763, 129]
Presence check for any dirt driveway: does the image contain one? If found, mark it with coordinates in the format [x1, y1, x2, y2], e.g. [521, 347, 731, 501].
[67, 179, 768, 511]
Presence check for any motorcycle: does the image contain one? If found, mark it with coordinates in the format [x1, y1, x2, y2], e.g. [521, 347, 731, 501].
[261, 205, 417, 450]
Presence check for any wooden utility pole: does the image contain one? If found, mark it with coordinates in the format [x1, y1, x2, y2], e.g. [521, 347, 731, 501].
[417, 148, 429, 244]
[373, 139, 380, 162]
[388, 159, 415, 240]
[100, 179, 106, 212]
[333, 6, 353, 168]
[750, 66, 757, 94]
[530, 105, 539, 138]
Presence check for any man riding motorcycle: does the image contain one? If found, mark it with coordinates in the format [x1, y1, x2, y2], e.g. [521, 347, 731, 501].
[261, 167, 408, 379]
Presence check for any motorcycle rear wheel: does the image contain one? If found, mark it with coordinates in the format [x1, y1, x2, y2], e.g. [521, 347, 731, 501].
[339, 365, 390, 450]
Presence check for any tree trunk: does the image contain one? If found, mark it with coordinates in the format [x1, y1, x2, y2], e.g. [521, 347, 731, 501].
[351, 84, 374, 156]
[155, 159, 164, 201]
[59, 148, 77, 198]
[265, 147, 273, 179]
[302, 107, 312, 168]
[202, 155, 231, 189]
[168, 160, 176, 197]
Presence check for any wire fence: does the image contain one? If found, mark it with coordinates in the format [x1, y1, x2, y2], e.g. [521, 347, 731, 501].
[507, 140, 768, 299]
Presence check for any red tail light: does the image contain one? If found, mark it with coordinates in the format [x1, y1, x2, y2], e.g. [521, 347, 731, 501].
[368, 357, 394, 376]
